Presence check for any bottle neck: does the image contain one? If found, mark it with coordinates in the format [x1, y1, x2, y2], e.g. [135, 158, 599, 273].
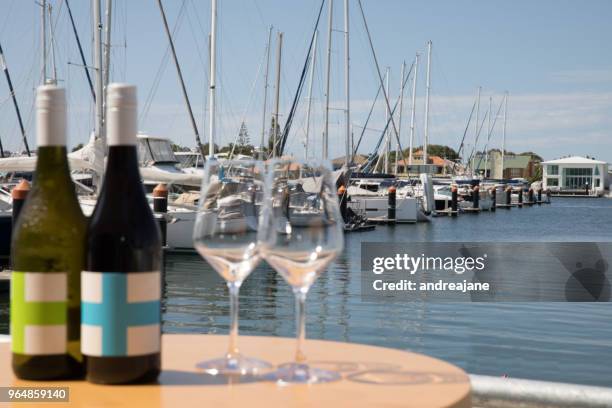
[102, 145, 142, 187]
[34, 146, 71, 184]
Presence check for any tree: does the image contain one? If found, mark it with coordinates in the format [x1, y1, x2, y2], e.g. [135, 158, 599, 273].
[237, 121, 250, 147]
[528, 164, 542, 183]
[411, 144, 460, 161]
[171, 143, 191, 152]
[519, 151, 543, 162]
[220, 142, 255, 156]
[200, 143, 219, 154]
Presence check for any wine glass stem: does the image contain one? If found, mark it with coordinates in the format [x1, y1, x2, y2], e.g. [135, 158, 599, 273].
[294, 288, 308, 364]
[227, 281, 242, 359]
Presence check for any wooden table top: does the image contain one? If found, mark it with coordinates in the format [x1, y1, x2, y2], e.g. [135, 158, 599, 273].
[1, 334, 471, 408]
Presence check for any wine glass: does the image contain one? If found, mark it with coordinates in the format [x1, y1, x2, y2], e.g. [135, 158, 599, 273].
[193, 159, 272, 375]
[259, 159, 344, 384]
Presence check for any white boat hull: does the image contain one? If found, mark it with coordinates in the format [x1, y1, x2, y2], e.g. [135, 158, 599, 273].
[347, 196, 418, 223]
[166, 208, 197, 250]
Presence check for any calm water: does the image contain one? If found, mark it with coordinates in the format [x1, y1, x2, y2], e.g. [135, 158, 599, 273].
[1, 197, 611, 386]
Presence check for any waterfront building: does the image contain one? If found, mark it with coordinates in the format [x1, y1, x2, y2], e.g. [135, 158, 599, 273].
[541, 156, 609, 196]
[396, 150, 453, 175]
[473, 151, 540, 179]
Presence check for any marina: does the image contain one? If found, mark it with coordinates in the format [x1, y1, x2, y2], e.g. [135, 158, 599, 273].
[0, 0, 611, 406]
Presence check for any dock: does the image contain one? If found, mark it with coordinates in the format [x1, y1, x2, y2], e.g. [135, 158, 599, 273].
[462, 207, 481, 214]
[549, 189, 601, 198]
[434, 208, 459, 217]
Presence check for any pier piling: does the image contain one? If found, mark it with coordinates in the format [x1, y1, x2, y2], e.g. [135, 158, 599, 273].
[537, 188, 543, 205]
[338, 185, 348, 222]
[490, 187, 496, 212]
[11, 180, 30, 225]
[527, 188, 534, 206]
[472, 186, 479, 209]
[505, 186, 512, 209]
[518, 189, 523, 207]
[11, 180, 30, 267]
[451, 185, 458, 217]
[153, 183, 168, 246]
[388, 186, 396, 224]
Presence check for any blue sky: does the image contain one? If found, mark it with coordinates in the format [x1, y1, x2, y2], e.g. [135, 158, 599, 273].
[1, 0, 611, 162]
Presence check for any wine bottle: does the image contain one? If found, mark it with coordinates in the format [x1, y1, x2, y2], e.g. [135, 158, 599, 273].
[11, 85, 86, 380]
[82, 83, 162, 384]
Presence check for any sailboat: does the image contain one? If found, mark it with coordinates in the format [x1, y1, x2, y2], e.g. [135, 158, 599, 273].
[347, 40, 432, 223]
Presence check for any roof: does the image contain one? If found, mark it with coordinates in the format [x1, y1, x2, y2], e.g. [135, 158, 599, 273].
[332, 154, 369, 165]
[541, 156, 607, 165]
[430, 156, 446, 166]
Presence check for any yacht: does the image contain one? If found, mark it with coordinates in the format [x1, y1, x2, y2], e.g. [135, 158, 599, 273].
[346, 173, 430, 223]
[136, 134, 201, 191]
[432, 179, 495, 212]
[175, 151, 254, 177]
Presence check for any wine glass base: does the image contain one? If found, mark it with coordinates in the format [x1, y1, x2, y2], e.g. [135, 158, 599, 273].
[265, 363, 341, 385]
[196, 355, 272, 376]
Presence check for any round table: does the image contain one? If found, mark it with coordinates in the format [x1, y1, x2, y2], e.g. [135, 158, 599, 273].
[0, 334, 471, 407]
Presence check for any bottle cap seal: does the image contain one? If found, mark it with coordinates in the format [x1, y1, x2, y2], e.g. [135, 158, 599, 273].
[36, 85, 67, 146]
[106, 83, 137, 146]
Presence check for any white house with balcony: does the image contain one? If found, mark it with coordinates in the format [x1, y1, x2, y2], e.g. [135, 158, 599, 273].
[541, 156, 609, 196]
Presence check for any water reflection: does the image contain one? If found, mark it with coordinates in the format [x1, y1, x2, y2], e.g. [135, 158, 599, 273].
[161, 198, 612, 387]
[1, 199, 612, 386]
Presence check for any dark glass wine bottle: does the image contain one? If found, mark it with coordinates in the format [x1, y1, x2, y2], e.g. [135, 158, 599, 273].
[82, 83, 162, 384]
[11, 85, 86, 380]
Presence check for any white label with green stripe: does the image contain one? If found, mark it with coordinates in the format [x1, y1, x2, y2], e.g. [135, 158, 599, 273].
[10, 272, 67, 355]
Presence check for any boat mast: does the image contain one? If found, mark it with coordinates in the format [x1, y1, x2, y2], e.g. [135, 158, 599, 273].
[93, 0, 104, 145]
[408, 53, 418, 166]
[304, 30, 318, 161]
[103, 0, 112, 90]
[65, 0, 95, 101]
[157, 0, 205, 158]
[343, 0, 350, 167]
[0, 42, 31, 156]
[501, 91, 508, 178]
[260, 26, 272, 154]
[208, 0, 218, 158]
[474, 86, 481, 176]
[40, 0, 47, 83]
[485, 96, 491, 177]
[423, 40, 432, 168]
[384, 67, 390, 173]
[47, 3, 58, 84]
[323, 0, 333, 160]
[394, 60, 405, 175]
[272, 31, 283, 158]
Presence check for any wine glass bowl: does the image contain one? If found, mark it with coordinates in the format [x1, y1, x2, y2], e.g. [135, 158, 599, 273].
[193, 159, 271, 375]
[259, 159, 344, 384]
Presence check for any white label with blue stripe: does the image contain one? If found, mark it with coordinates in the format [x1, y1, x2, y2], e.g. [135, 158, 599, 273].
[81, 271, 161, 357]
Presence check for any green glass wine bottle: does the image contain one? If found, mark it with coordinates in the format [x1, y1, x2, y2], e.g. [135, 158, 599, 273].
[11, 85, 87, 380]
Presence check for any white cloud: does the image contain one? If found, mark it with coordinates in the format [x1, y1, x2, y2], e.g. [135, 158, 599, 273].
[550, 69, 612, 85]
[5, 88, 610, 164]
[137, 90, 612, 163]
